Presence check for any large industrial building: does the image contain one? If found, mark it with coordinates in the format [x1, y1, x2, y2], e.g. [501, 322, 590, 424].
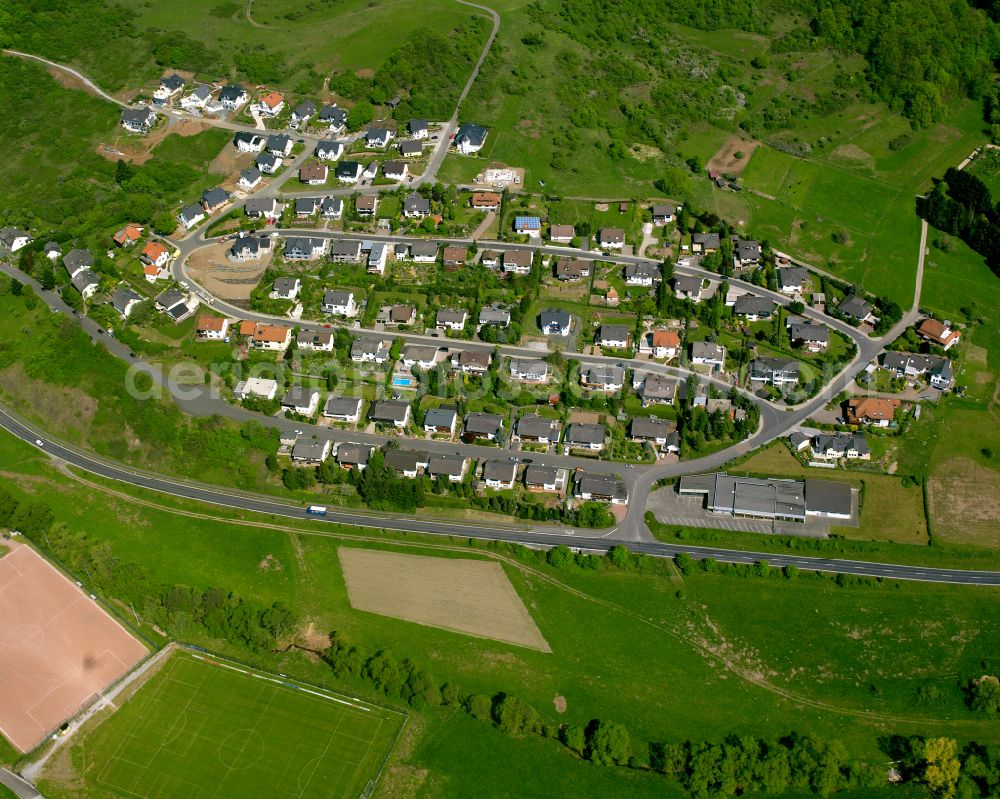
[678, 473, 853, 522]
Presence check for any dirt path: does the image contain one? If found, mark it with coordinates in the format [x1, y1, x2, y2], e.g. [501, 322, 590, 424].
[470, 211, 496, 240]
[54, 467, 1000, 734]
[3, 49, 125, 107]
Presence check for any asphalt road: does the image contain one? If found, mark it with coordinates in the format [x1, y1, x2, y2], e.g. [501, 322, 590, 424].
[2, 407, 997, 585]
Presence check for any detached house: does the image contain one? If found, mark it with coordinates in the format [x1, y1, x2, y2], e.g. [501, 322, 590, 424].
[749, 357, 800, 388]
[630, 417, 674, 446]
[881, 352, 953, 389]
[734, 238, 761, 267]
[624, 263, 660, 286]
[291, 438, 331, 464]
[370, 400, 412, 429]
[245, 197, 278, 220]
[482, 460, 517, 490]
[581, 364, 625, 392]
[251, 324, 292, 351]
[436, 309, 468, 331]
[427, 454, 469, 483]
[471, 192, 502, 211]
[514, 216, 541, 236]
[63, 249, 94, 279]
[364, 128, 393, 148]
[509, 359, 549, 383]
[272, 277, 301, 300]
[847, 397, 900, 427]
[256, 153, 282, 174]
[539, 308, 572, 336]
[113, 224, 142, 248]
[291, 100, 316, 127]
[110, 286, 143, 319]
[597, 227, 625, 249]
[673, 275, 705, 302]
[838, 295, 875, 325]
[454, 124, 487, 154]
[789, 323, 829, 352]
[384, 304, 416, 326]
[692, 232, 720, 253]
[321, 197, 343, 220]
[917, 318, 961, 350]
[355, 194, 378, 216]
[651, 204, 676, 225]
[239, 167, 262, 190]
[424, 407, 458, 435]
[319, 104, 348, 132]
[323, 290, 357, 317]
[383, 160, 408, 181]
[229, 235, 271, 262]
[502, 250, 532, 275]
[336, 443, 374, 471]
[299, 162, 328, 185]
[155, 289, 196, 322]
[408, 119, 429, 139]
[734, 294, 775, 321]
[525, 465, 561, 493]
[316, 140, 344, 161]
[399, 140, 423, 157]
[690, 341, 726, 372]
[201, 187, 230, 212]
[465, 412, 504, 441]
[71, 270, 101, 299]
[283, 236, 326, 260]
[141, 241, 171, 268]
[266, 134, 293, 157]
[293, 195, 319, 217]
[636, 373, 679, 406]
[282, 386, 320, 416]
[565, 423, 605, 451]
[597, 324, 631, 349]
[256, 91, 285, 117]
[120, 108, 156, 133]
[336, 161, 363, 183]
[455, 350, 491, 374]
[329, 240, 362, 263]
[443, 246, 468, 269]
[403, 193, 430, 218]
[410, 241, 439, 262]
[154, 74, 184, 102]
[401, 345, 437, 369]
[777, 267, 809, 294]
[479, 306, 510, 327]
[516, 414, 559, 445]
[639, 329, 681, 359]
[350, 339, 389, 363]
[219, 84, 248, 110]
[548, 224, 575, 243]
[323, 396, 363, 424]
[554, 259, 590, 281]
[196, 315, 230, 340]
[180, 84, 213, 109]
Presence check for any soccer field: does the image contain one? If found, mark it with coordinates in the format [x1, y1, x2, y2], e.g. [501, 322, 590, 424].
[81, 651, 403, 799]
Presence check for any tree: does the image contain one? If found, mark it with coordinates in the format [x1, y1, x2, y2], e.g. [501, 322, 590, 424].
[9, 277, 22, 296]
[546, 544, 572, 567]
[968, 675, 1000, 715]
[61, 285, 83, 311]
[39, 263, 56, 290]
[918, 738, 961, 799]
[585, 720, 632, 766]
[559, 724, 587, 754]
[348, 100, 374, 130]
[115, 159, 134, 184]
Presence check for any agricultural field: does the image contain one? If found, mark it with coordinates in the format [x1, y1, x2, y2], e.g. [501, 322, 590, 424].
[40, 651, 402, 799]
[339, 548, 550, 651]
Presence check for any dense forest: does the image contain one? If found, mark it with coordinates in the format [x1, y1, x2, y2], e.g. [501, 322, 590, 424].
[917, 166, 1000, 275]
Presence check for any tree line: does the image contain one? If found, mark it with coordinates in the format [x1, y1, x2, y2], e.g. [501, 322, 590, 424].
[917, 167, 1000, 278]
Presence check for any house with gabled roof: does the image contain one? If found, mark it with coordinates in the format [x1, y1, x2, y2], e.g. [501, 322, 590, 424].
[917, 318, 960, 350]
[319, 104, 348, 132]
[673, 275, 704, 302]
[180, 83, 213, 109]
[291, 100, 316, 126]
[516, 414, 559, 444]
[370, 399, 411, 428]
[424, 407, 458, 435]
[454, 124, 487, 154]
[364, 128, 393, 148]
[565, 423, 606, 451]
[465, 412, 504, 441]
[120, 107, 156, 133]
[598, 228, 625, 249]
[256, 91, 285, 117]
[233, 131, 266, 153]
[219, 84, 248, 109]
[323, 396, 363, 424]
[482, 460, 517, 489]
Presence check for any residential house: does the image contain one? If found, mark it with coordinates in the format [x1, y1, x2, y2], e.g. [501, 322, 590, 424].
[581, 364, 625, 392]
[155, 289, 196, 322]
[502, 250, 532, 275]
[651, 204, 676, 225]
[177, 204, 205, 229]
[399, 140, 423, 157]
[329, 240, 362, 263]
[322, 290, 357, 317]
[548, 224, 575, 243]
[597, 227, 625, 249]
[513, 216, 541, 236]
[291, 100, 316, 127]
[673, 275, 704, 302]
[362, 162, 378, 180]
[110, 286, 142, 319]
[575, 473, 627, 504]
[319, 104, 348, 132]
[293, 193, 319, 216]
[480, 250, 500, 269]
[154, 74, 184, 102]
[196, 315, 229, 340]
[408, 119, 429, 139]
[455, 350, 491, 374]
[316, 140, 344, 161]
[465, 412, 504, 441]
[691, 232, 720, 252]
[479, 307, 511, 327]
[401, 345, 437, 369]
[284, 236, 326, 260]
[350, 339, 389, 363]
[565, 423, 606, 451]
[383, 160, 408, 181]
[881, 352, 953, 389]
[238, 123, 279, 153]
[847, 397, 900, 427]
[370, 400, 412, 428]
[423, 407, 458, 435]
[403, 193, 430, 218]
[624, 263, 660, 286]
[811, 433, 870, 461]
[690, 341, 726, 372]
[777, 267, 809, 294]
[554, 259, 590, 281]
[443, 246, 467, 269]
[219, 84, 248, 109]
[256, 91, 285, 117]
[636, 373, 679, 406]
[120, 107, 156, 133]
[299, 162, 328, 185]
[427, 454, 469, 483]
[273, 277, 301, 300]
[143, 261, 170, 281]
[43, 241, 62, 261]
[597, 324, 631, 349]
[251, 324, 291, 351]
[509, 359, 549, 383]
[454, 124, 488, 154]
[256, 153, 282, 174]
[525, 465, 561, 493]
[291, 438, 331, 464]
[749, 357, 800, 388]
[323, 396, 363, 424]
[245, 198, 279, 220]
[229, 235, 271, 262]
[233, 377, 278, 401]
[789, 323, 830, 352]
[917, 318, 961, 350]
[384, 304, 416, 326]
[734, 294, 775, 321]
[140, 241, 171, 268]
[112, 224, 143, 248]
[336, 161, 363, 183]
[238, 167, 262, 190]
[201, 187, 230, 212]
[266, 134, 293, 157]
[436, 309, 468, 331]
[367, 242, 388, 275]
[336, 443, 373, 471]
[630, 417, 674, 446]
[364, 128, 393, 148]
[482, 460, 517, 490]
[282, 386, 320, 416]
[641, 329, 681, 359]
[355, 194, 378, 216]
[516, 414, 559, 444]
[471, 192, 501, 211]
[180, 83, 213, 109]
[734, 238, 761, 267]
[321, 197, 343, 219]
[384, 449, 429, 478]
[838, 295, 875, 324]
[539, 308, 572, 336]
[410, 241, 439, 262]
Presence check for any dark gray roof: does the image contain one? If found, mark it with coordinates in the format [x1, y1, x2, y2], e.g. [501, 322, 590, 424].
[295, 197, 320, 214]
[789, 323, 829, 343]
[630, 416, 673, 439]
[282, 386, 318, 408]
[750, 357, 800, 378]
[201, 187, 230, 207]
[178, 203, 204, 223]
[455, 124, 487, 146]
[624, 263, 660, 281]
[63, 248, 93, 273]
[370, 400, 411, 423]
[410, 241, 439, 258]
[482, 460, 516, 482]
[337, 443, 373, 466]
[408, 119, 428, 134]
[336, 161, 362, 179]
[245, 197, 276, 216]
[293, 100, 316, 118]
[161, 74, 184, 91]
[735, 239, 761, 261]
[652, 203, 676, 217]
[804, 479, 852, 516]
[121, 107, 155, 127]
[424, 407, 457, 428]
[838, 295, 872, 320]
[110, 286, 142, 314]
[404, 193, 430, 214]
[256, 153, 280, 169]
[156, 288, 186, 309]
[329, 239, 361, 258]
[427, 454, 467, 478]
[365, 127, 390, 142]
[240, 166, 262, 183]
[219, 84, 245, 102]
[693, 232, 721, 249]
[777, 267, 809, 288]
[465, 412, 504, 435]
[291, 438, 329, 461]
[266, 134, 292, 151]
[436, 309, 467, 325]
[273, 276, 299, 294]
[71, 270, 99, 292]
[734, 294, 775, 316]
[399, 140, 423, 155]
[539, 308, 571, 331]
[320, 104, 347, 123]
[575, 473, 626, 500]
[599, 324, 631, 342]
[324, 396, 362, 416]
[516, 414, 558, 439]
[316, 139, 343, 155]
[321, 197, 343, 214]
[385, 449, 428, 473]
[525, 465, 559, 487]
[565, 423, 605, 445]
[323, 289, 353, 305]
[673, 275, 703, 295]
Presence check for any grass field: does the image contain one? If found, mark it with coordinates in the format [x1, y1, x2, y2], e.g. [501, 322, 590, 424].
[732, 444, 928, 544]
[56, 651, 402, 799]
